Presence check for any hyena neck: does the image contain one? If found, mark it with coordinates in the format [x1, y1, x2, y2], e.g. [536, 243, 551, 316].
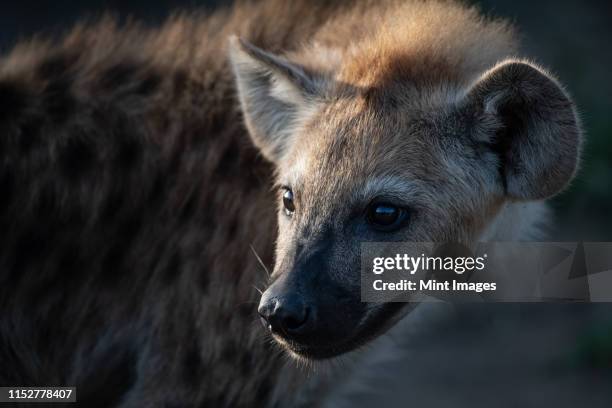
[479, 201, 551, 241]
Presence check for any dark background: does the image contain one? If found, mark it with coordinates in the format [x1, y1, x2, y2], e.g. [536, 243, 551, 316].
[1, 1, 611, 405]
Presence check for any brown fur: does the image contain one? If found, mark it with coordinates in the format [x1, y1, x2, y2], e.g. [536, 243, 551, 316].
[0, 1, 358, 406]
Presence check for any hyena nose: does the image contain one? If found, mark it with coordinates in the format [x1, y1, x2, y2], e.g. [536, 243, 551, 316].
[258, 295, 310, 335]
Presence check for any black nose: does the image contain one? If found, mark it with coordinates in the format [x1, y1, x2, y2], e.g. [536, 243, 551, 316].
[258, 295, 310, 335]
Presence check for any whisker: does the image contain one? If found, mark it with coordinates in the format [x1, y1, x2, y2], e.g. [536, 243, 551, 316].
[250, 244, 271, 277]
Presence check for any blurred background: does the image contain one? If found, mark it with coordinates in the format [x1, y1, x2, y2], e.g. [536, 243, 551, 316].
[0, 1, 610, 406]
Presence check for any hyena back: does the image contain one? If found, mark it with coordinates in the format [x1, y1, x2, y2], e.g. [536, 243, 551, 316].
[0, 1, 347, 406]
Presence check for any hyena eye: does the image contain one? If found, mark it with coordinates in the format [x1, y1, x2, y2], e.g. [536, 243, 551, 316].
[282, 188, 295, 215]
[366, 202, 407, 231]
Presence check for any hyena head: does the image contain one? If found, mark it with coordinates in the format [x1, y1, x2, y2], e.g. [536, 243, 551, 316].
[229, 32, 581, 359]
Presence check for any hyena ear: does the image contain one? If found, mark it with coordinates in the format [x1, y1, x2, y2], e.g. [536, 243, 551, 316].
[228, 36, 319, 162]
[464, 60, 582, 201]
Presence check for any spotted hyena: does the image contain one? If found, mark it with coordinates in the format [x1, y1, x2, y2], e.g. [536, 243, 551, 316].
[0, 0, 581, 407]
[229, 0, 581, 362]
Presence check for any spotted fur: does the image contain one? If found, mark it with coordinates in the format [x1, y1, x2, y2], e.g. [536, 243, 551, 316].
[0, 1, 355, 406]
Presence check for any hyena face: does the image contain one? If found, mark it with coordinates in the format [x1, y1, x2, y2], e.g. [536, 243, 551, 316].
[229, 37, 581, 359]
